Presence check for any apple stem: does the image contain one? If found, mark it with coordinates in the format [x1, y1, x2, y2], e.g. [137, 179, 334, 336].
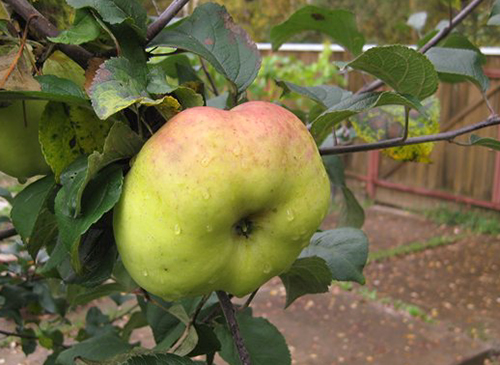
[216, 291, 252, 365]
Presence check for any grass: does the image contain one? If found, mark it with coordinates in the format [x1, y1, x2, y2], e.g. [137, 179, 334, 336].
[368, 235, 463, 263]
[424, 205, 500, 235]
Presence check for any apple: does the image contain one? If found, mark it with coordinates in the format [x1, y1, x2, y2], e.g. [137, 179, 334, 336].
[113, 101, 331, 300]
[0, 100, 51, 181]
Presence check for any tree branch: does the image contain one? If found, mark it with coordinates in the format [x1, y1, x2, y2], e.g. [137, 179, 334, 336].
[3, 0, 93, 68]
[0, 329, 37, 340]
[146, 0, 190, 42]
[0, 227, 17, 241]
[320, 115, 500, 155]
[359, 0, 486, 94]
[216, 291, 252, 365]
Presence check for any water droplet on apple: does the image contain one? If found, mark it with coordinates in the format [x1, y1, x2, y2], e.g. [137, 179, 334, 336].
[202, 189, 211, 200]
[142, 270, 148, 277]
[263, 263, 272, 274]
[286, 209, 295, 221]
[201, 157, 210, 166]
[206, 224, 213, 232]
[233, 145, 241, 156]
[174, 224, 182, 235]
[291, 235, 300, 241]
[208, 277, 216, 284]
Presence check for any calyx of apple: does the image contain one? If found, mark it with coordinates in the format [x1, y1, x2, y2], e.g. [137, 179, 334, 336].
[113, 101, 331, 300]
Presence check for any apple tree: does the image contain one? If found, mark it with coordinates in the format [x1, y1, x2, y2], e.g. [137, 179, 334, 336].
[0, 0, 499, 364]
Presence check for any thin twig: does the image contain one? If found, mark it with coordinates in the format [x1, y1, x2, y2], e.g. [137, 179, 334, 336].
[320, 115, 500, 155]
[146, 0, 191, 41]
[0, 228, 17, 241]
[0, 329, 37, 340]
[216, 291, 251, 365]
[359, 0, 486, 94]
[150, 0, 161, 16]
[401, 107, 410, 142]
[199, 57, 219, 96]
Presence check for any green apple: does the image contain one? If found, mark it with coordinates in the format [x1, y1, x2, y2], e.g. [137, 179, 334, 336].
[113, 101, 331, 300]
[0, 100, 51, 181]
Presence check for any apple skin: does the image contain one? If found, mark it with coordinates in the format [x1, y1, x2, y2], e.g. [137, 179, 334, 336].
[0, 100, 51, 181]
[113, 101, 331, 300]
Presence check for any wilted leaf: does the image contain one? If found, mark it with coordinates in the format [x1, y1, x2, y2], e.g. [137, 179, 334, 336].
[0, 45, 40, 91]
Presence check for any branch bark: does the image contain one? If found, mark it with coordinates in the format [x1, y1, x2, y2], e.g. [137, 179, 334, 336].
[3, 0, 93, 68]
[146, 0, 191, 42]
[359, 0, 486, 94]
[320, 115, 500, 155]
[0, 329, 37, 340]
[0, 227, 17, 241]
[216, 291, 252, 365]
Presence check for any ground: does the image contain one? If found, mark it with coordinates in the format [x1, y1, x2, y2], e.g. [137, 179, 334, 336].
[1, 203, 500, 364]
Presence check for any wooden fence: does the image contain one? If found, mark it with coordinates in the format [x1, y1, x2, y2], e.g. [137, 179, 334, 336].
[259, 44, 500, 211]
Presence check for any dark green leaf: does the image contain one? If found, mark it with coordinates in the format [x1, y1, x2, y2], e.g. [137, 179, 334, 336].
[67, 0, 147, 39]
[56, 332, 134, 365]
[76, 351, 197, 365]
[188, 323, 221, 357]
[276, 81, 351, 109]
[72, 283, 125, 305]
[279, 257, 331, 308]
[439, 33, 486, 65]
[21, 328, 37, 355]
[216, 310, 291, 365]
[11, 175, 58, 258]
[122, 311, 148, 341]
[347, 45, 438, 99]
[488, 0, 500, 25]
[270, 6, 365, 56]
[148, 3, 261, 94]
[301, 228, 369, 284]
[138, 296, 183, 345]
[311, 91, 426, 144]
[55, 164, 123, 252]
[338, 187, 365, 229]
[426, 47, 490, 92]
[85, 307, 115, 336]
[469, 134, 500, 150]
[48, 9, 101, 45]
[206, 92, 230, 109]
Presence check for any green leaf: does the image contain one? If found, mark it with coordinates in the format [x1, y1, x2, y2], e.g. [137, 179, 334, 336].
[488, 0, 500, 25]
[347, 45, 438, 100]
[76, 351, 197, 365]
[188, 324, 221, 357]
[301, 228, 369, 284]
[48, 9, 101, 45]
[322, 156, 364, 228]
[148, 3, 261, 94]
[426, 47, 490, 92]
[439, 33, 486, 65]
[39, 102, 114, 180]
[279, 257, 331, 308]
[122, 311, 148, 341]
[59, 122, 143, 218]
[469, 134, 500, 150]
[11, 175, 58, 258]
[67, 0, 147, 39]
[56, 332, 134, 365]
[276, 81, 351, 109]
[270, 6, 365, 56]
[310, 91, 426, 144]
[89, 57, 178, 119]
[72, 283, 125, 305]
[20, 328, 37, 355]
[216, 310, 291, 365]
[55, 164, 123, 253]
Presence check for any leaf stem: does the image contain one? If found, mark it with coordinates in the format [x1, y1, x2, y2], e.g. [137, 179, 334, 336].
[0, 329, 37, 340]
[216, 291, 252, 365]
[199, 57, 219, 96]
